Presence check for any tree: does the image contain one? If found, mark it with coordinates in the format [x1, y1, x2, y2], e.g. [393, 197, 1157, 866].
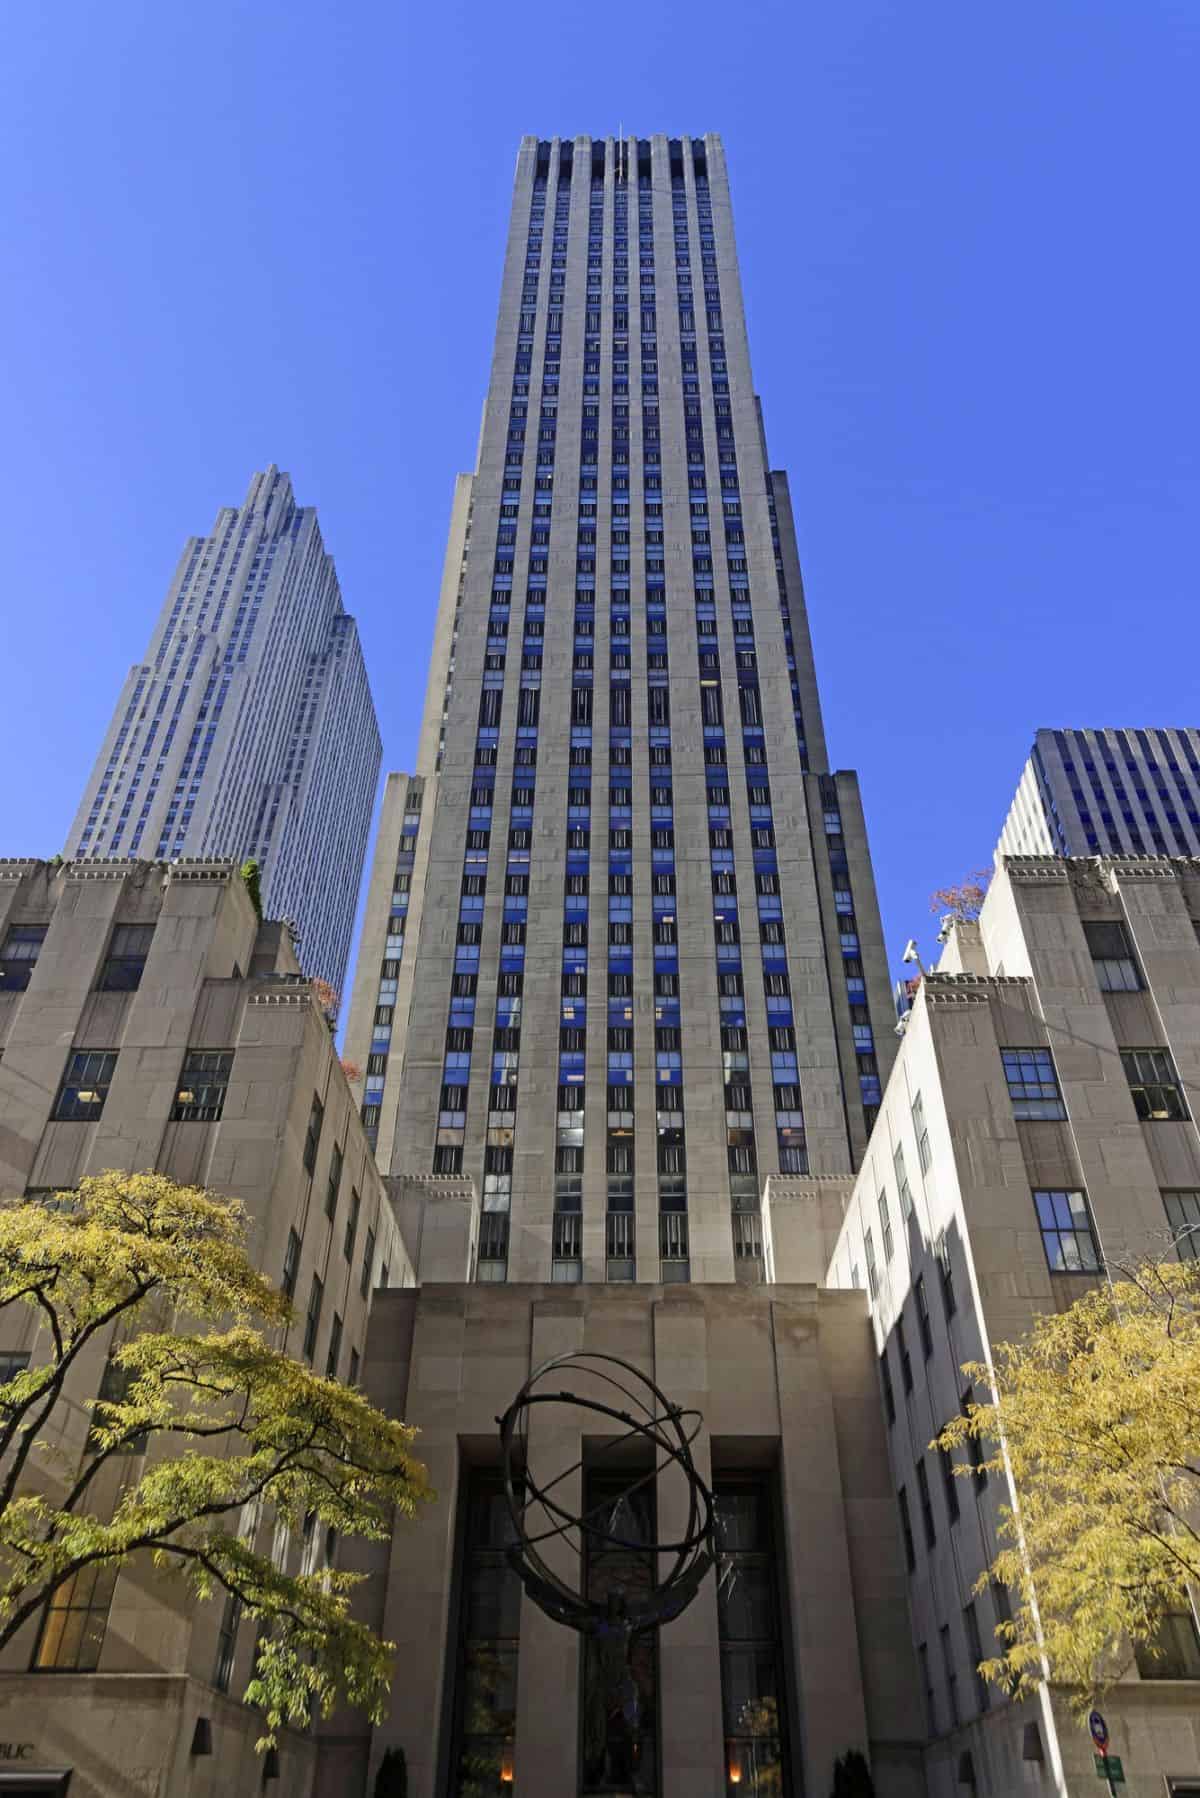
[340, 1059, 364, 1085]
[937, 1259, 1200, 1706]
[312, 977, 339, 1027]
[0, 1172, 430, 1745]
[240, 857, 263, 922]
[928, 867, 991, 923]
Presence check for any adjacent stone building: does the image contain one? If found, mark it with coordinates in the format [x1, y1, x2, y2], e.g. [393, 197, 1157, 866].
[0, 856, 409, 1797]
[821, 853, 1200, 1798]
[998, 729, 1200, 861]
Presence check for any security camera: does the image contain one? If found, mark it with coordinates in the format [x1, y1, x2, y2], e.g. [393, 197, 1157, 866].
[935, 913, 954, 945]
[902, 940, 921, 965]
[894, 1018, 908, 1037]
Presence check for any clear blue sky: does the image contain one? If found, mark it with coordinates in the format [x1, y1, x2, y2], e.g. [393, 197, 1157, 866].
[2, 1, 1197, 979]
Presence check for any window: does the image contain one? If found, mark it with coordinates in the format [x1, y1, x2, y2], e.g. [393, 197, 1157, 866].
[863, 1227, 878, 1299]
[361, 1227, 376, 1298]
[213, 1591, 242, 1692]
[879, 1349, 895, 1425]
[897, 1317, 913, 1392]
[897, 1486, 916, 1571]
[960, 1388, 987, 1487]
[878, 1190, 893, 1262]
[915, 1276, 933, 1357]
[940, 1622, 959, 1726]
[170, 1050, 233, 1122]
[303, 1093, 324, 1173]
[303, 1275, 323, 1362]
[894, 1142, 913, 1219]
[964, 1602, 988, 1710]
[715, 1479, 792, 1795]
[918, 1641, 935, 1735]
[1164, 1189, 1200, 1260]
[935, 1232, 956, 1316]
[0, 1351, 30, 1385]
[939, 1443, 960, 1523]
[282, 1227, 300, 1299]
[325, 1142, 343, 1218]
[1134, 1610, 1200, 1680]
[52, 1050, 117, 1121]
[0, 924, 46, 991]
[1122, 1048, 1189, 1121]
[912, 1093, 932, 1173]
[916, 1459, 935, 1546]
[34, 1563, 118, 1671]
[326, 1312, 343, 1380]
[1034, 1189, 1100, 1272]
[348, 1346, 360, 1386]
[97, 923, 155, 992]
[344, 1188, 361, 1260]
[446, 1475, 521, 1793]
[1001, 1048, 1067, 1120]
[1083, 919, 1141, 992]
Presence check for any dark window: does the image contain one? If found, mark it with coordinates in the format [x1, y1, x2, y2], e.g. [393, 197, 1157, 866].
[0, 924, 46, 991]
[97, 923, 155, 992]
[715, 1478, 792, 1794]
[915, 1276, 934, 1356]
[879, 1349, 895, 1424]
[1122, 1048, 1189, 1121]
[361, 1226, 376, 1298]
[52, 1050, 117, 1121]
[939, 1443, 960, 1523]
[935, 1232, 956, 1316]
[916, 1459, 936, 1546]
[1034, 1189, 1100, 1272]
[964, 1602, 989, 1711]
[303, 1093, 324, 1174]
[282, 1227, 301, 1299]
[325, 1312, 343, 1379]
[170, 1050, 233, 1122]
[325, 1142, 343, 1219]
[1134, 1611, 1200, 1680]
[1083, 919, 1142, 992]
[897, 1318, 913, 1392]
[446, 1474, 521, 1793]
[344, 1188, 361, 1260]
[1001, 1048, 1067, 1120]
[303, 1274, 323, 1362]
[213, 1591, 241, 1692]
[940, 1623, 959, 1726]
[898, 1486, 916, 1571]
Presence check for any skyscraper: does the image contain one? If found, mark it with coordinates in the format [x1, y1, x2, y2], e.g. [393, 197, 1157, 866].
[65, 467, 381, 995]
[998, 726, 1200, 859]
[346, 133, 894, 1283]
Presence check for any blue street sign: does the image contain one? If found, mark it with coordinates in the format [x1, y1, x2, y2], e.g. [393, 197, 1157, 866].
[1089, 1711, 1109, 1753]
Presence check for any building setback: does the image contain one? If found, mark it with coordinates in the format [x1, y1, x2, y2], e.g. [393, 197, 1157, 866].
[65, 468, 382, 997]
[345, 132, 894, 1288]
[822, 853, 1200, 1798]
[998, 727, 1200, 860]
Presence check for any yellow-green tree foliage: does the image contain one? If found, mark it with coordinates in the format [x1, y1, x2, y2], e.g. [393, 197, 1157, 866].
[937, 1260, 1200, 1703]
[0, 1172, 431, 1744]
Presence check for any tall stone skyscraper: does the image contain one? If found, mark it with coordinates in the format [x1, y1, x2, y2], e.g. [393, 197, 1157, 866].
[65, 467, 381, 994]
[346, 134, 894, 1282]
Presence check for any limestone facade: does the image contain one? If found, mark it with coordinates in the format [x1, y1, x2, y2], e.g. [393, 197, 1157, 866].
[823, 855, 1200, 1798]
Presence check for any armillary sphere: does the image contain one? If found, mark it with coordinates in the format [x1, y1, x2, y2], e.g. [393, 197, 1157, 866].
[496, 1350, 715, 1636]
